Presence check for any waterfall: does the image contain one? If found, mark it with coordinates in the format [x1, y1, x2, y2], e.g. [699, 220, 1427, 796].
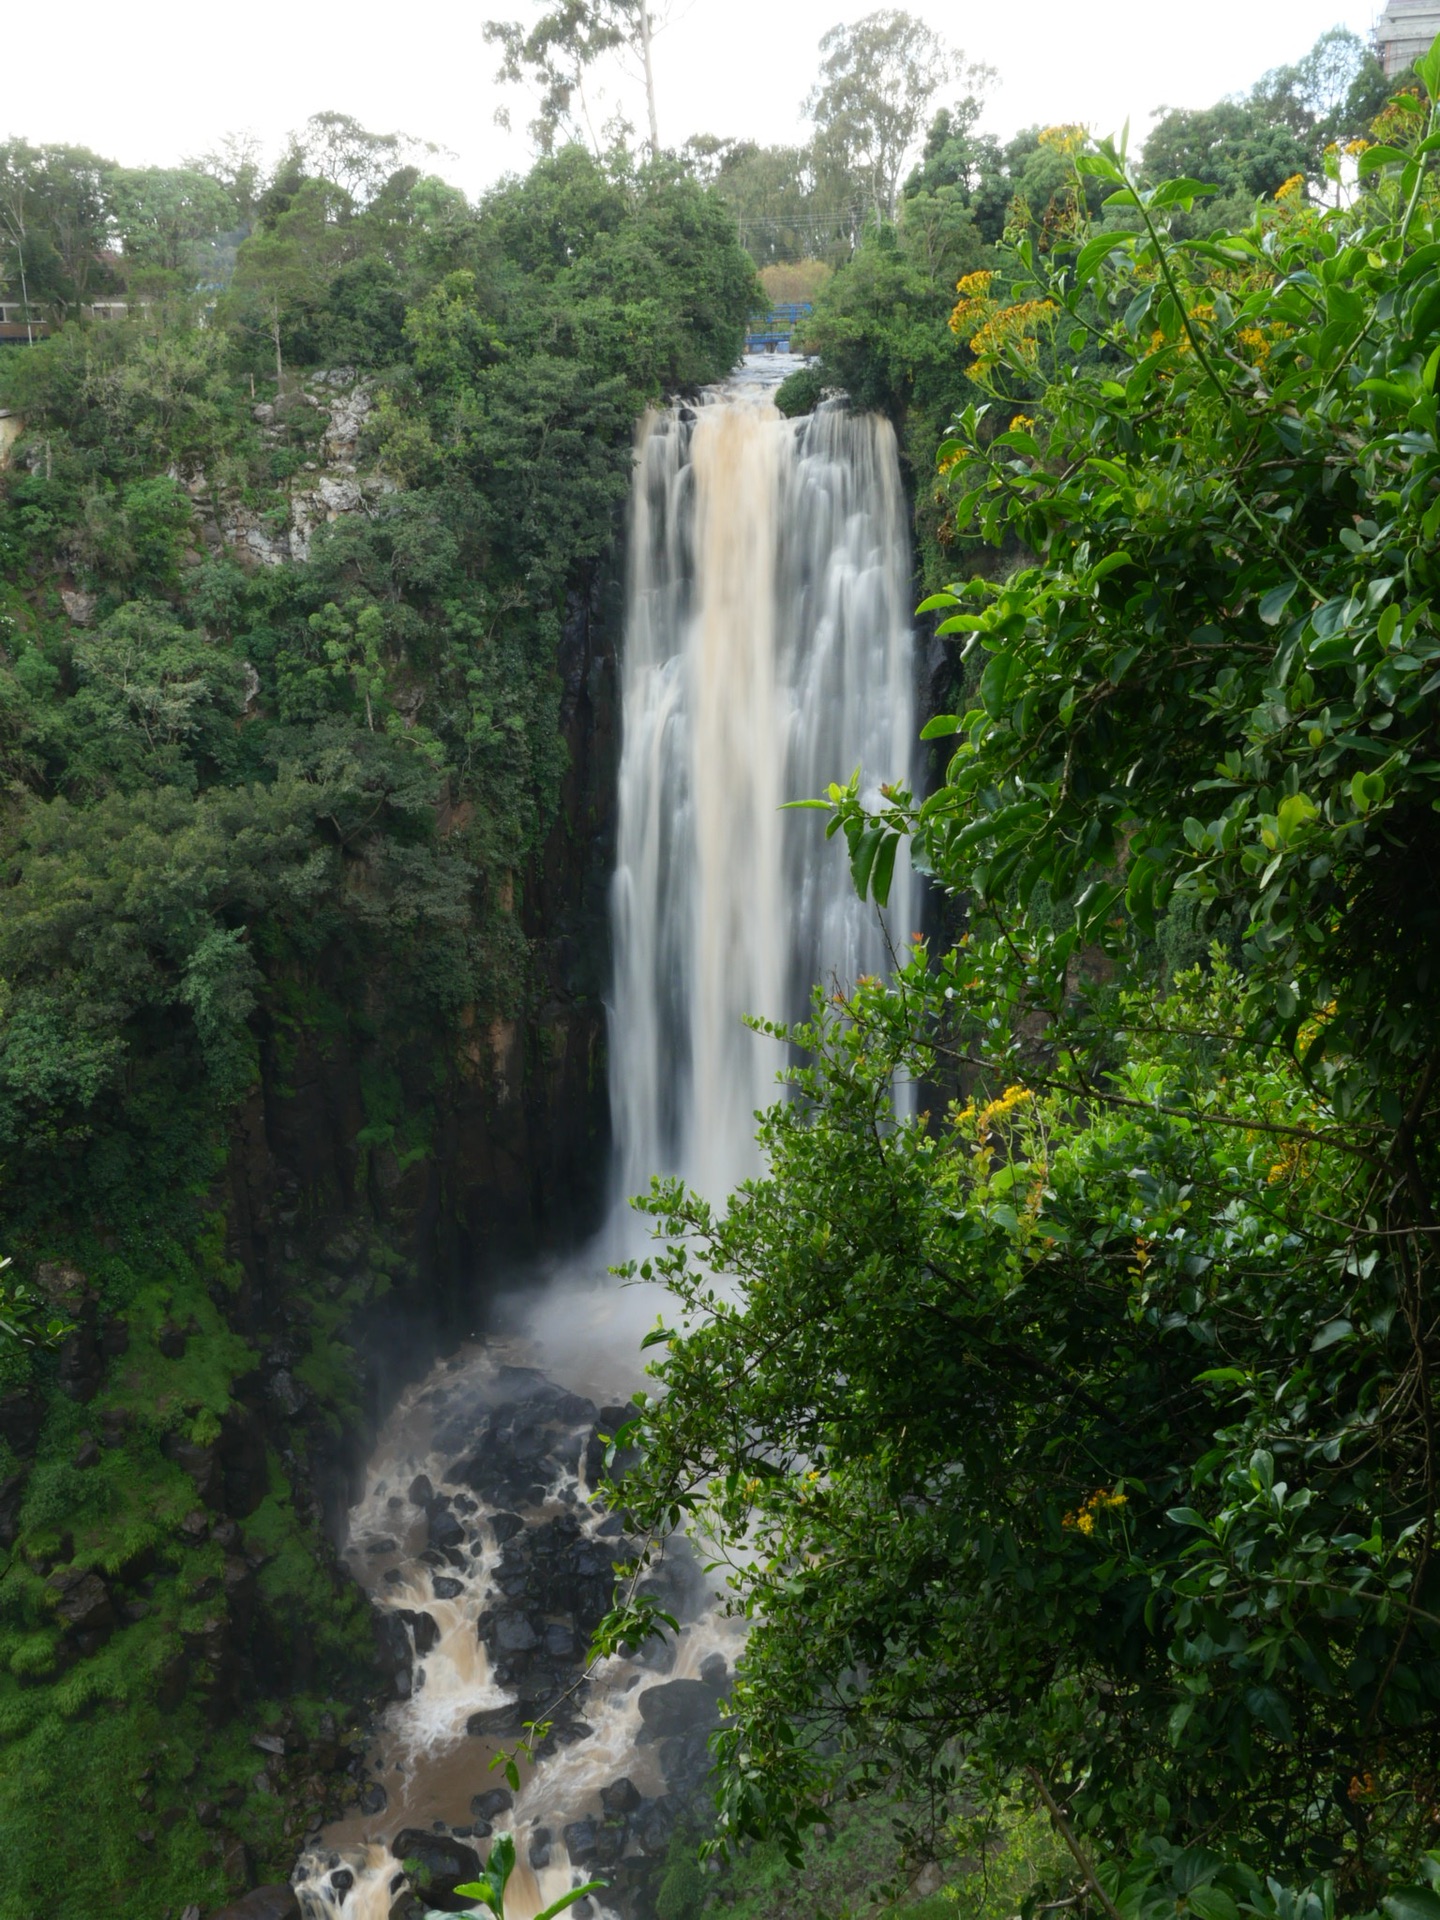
[292, 378, 917, 1920]
[610, 393, 916, 1209]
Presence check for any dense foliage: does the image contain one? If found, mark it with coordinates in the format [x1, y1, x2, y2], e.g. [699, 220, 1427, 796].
[782, 28, 1387, 593]
[0, 142, 751, 1917]
[606, 40, 1440, 1918]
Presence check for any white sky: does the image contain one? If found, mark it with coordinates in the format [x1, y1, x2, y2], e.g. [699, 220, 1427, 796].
[4, 0, 1381, 197]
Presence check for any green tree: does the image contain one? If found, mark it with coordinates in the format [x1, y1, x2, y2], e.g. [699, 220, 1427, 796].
[605, 43, 1440, 1908]
[805, 11, 989, 226]
[106, 167, 236, 282]
[485, 0, 676, 155]
[224, 177, 350, 380]
[0, 140, 117, 321]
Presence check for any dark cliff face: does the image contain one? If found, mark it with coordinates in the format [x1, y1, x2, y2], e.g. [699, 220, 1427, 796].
[219, 559, 621, 1514]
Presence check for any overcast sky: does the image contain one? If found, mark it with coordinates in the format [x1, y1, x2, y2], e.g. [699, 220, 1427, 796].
[5, 0, 1381, 194]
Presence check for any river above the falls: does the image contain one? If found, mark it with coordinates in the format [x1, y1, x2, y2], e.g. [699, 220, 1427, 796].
[292, 353, 917, 1920]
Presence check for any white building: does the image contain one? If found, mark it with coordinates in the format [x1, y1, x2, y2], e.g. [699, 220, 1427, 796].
[1376, 0, 1440, 79]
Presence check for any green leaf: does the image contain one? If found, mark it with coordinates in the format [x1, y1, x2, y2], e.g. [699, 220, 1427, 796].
[1358, 143, 1413, 177]
[1148, 178, 1220, 211]
[1384, 1889, 1440, 1920]
[1417, 30, 1440, 102]
[535, 1883, 610, 1920]
[1259, 582, 1299, 626]
[1310, 1318, 1353, 1351]
[870, 829, 899, 908]
[978, 652, 1017, 718]
[920, 714, 962, 740]
[1075, 233, 1128, 283]
[1276, 792, 1318, 841]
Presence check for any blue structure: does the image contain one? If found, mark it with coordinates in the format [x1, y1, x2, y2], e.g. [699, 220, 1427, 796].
[746, 302, 812, 353]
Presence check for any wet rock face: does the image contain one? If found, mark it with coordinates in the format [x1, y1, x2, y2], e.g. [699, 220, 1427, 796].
[389, 1829, 480, 1911]
[319, 1361, 734, 1920]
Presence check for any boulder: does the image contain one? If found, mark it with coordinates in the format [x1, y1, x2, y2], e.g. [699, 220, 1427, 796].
[466, 1706, 520, 1738]
[634, 1798, 676, 1854]
[495, 1614, 538, 1653]
[562, 1819, 597, 1866]
[391, 1828, 480, 1911]
[470, 1788, 513, 1821]
[594, 1819, 627, 1867]
[163, 1435, 221, 1506]
[398, 1609, 440, 1655]
[528, 1827, 552, 1869]
[157, 1321, 188, 1359]
[601, 1777, 641, 1816]
[432, 1576, 465, 1600]
[428, 1507, 466, 1552]
[0, 1390, 41, 1454]
[700, 1651, 729, 1689]
[636, 1679, 722, 1738]
[47, 1569, 115, 1634]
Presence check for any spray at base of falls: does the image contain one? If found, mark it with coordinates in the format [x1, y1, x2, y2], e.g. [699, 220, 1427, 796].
[292, 363, 915, 1919]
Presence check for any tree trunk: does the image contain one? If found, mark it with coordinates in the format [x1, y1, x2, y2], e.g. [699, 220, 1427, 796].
[271, 301, 283, 389]
[639, 4, 660, 156]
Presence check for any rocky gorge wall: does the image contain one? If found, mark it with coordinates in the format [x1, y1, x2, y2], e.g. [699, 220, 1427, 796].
[0, 369, 626, 1920]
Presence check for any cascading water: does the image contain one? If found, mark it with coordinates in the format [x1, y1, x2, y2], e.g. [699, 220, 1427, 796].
[292, 365, 915, 1920]
[612, 393, 915, 1207]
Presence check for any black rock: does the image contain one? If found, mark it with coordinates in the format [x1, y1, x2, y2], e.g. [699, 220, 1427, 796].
[601, 1777, 641, 1816]
[432, 1576, 465, 1600]
[636, 1678, 722, 1738]
[634, 1796, 677, 1854]
[563, 1819, 598, 1866]
[594, 1819, 628, 1866]
[390, 1829, 480, 1910]
[495, 1614, 539, 1653]
[471, 1788, 514, 1820]
[528, 1827, 552, 1869]
[47, 1569, 115, 1634]
[428, 1507, 466, 1551]
[699, 1651, 729, 1690]
[490, 1512, 525, 1544]
[359, 1782, 388, 1815]
[398, 1608, 440, 1655]
[408, 1474, 434, 1508]
[466, 1706, 520, 1738]
[164, 1435, 221, 1506]
[157, 1321, 188, 1360]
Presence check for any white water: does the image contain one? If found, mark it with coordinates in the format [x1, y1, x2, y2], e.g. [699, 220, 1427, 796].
[293, 361, 916, 1920]
[611, 388, 915, 1207]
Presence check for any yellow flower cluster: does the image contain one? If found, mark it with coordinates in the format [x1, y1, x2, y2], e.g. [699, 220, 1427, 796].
[1266, 1138, 1310, 1186]
[1009, 414, 1036, 434]
[972, 1084, 1032, 1135]
[1345, 137, 1371, 157]
[1275, 174, 1306, 202]
[1238, 325, 1270, 363]
[949, 269, 994, 335]
[1037, 124, 1087, 155]
[968, 298, 1059, 374]
[1063, 1487, 1128, 1536]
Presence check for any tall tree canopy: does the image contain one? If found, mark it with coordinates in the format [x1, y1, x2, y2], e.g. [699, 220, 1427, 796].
[606, 39, 1440, 1916]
